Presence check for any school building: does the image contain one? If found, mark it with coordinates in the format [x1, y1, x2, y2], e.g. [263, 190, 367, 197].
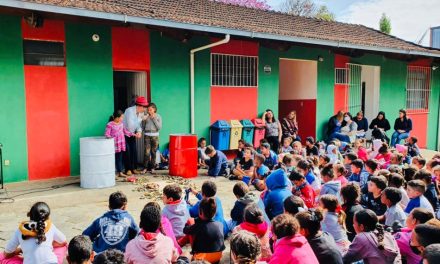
[0, 0, 439, 183]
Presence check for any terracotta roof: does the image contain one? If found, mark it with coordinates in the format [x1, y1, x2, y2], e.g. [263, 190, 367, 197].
[13, 0, 440, 56]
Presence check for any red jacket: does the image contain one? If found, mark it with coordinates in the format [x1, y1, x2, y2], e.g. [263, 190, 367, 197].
[293, 183, 315, 208]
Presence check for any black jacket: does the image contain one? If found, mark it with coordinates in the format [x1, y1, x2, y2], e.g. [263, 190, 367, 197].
[308, 232, 343, 264]
[183, 218, 225, 253]
[393, 118, 412, 132]
[369, 116, 391, 131]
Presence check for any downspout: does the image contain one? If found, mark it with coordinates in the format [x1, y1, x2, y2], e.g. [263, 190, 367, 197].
[190, 34, 230, 134]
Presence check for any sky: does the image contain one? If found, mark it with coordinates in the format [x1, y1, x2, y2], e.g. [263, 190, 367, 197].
[266, 0, 440, 46]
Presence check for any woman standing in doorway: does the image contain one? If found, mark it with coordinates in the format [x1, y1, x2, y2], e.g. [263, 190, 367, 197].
[262, 109, 282, 153]
[281, 110, 301, 142]
[390, 109, 412, 147]
[141, 103, 162, 174]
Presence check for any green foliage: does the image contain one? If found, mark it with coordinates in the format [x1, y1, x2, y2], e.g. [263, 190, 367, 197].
[316, 5, 335, 21]
[379, 13, 391, 34]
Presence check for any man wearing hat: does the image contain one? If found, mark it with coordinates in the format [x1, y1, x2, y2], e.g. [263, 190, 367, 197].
[123, 96, 148, 176]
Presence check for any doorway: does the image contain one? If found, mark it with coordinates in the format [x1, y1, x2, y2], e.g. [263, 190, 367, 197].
[278, 59, 318, 141]
[113, 71, 148, 164]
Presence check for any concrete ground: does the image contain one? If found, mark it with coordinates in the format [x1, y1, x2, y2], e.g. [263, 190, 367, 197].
[0, 170, 238, 263]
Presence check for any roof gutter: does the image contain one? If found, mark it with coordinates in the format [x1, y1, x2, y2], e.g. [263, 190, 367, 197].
[3, 0, 440, 58]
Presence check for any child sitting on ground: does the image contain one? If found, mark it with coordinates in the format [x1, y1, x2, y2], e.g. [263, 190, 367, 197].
[341, 183, 364, 242]
[280, 137, 293, 153]
[162, 184, 190, 240]
[389, 152, 404, 170]
[348, 159, 370, 192]
[319, 194, 350, 253]
[297, 159, 320, 193]
[405, 136, 420, 158]
[295, 209, 343, 264]
[205, 145, 229, 177]
[124, 205, 178, 263]
[290, 169, 315, 209]
[318, 154, 330, 170]
[320, 164, 341, 197]
[269, 214, 319, 264]
[230, 147, 254, 181]
[389, 173, 409, 209]
[83, 191, 139, 253]
[92, 249, 125, 264]
[1, 202, 67, 264]
[259, 143, 278, 170]
[230, 182, 260, 226]
[67, 235, 94, 264]
[233, 204, 272, 261]
[343, 152, 358, 179]
[414, 169, 439, 212]
[305, 137, 319, 157]
[343, 209, 401, 263]
[276, 154, 295, 174]
[234, 139, 246, 164]
[361, 176, 388, 216]
[187, 180, 229, 236]
[230, 231, 262, 264]
[375, 143, 392, 169]
[197, 137, 209, 169]
[379, 187, 406, 227]
[405, 180, 434, 214]
[333, 163, 348, 187]
[354, 138, 368, 162]
[412, 157, 426, 170]
[263, 169, 292, 219]
[251, 153, 270, 191]
[292, 141, 307, 157]
[183, 198, 225, 264]
[284, 195, 307, 216]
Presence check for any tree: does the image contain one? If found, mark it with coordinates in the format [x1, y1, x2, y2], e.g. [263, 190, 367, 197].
[315, 5, 335, 21]
[379, 13, 391, 34]
[215, 0, 270, 10]
[281, 0, 317, 17]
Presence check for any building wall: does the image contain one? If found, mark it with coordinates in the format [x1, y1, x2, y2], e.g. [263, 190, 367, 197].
[427, 69, 440, 150]
[0, 15, 28, 183]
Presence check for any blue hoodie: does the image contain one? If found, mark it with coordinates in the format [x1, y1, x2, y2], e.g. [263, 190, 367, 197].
[188, 194, 229, 236]
[83, 209, 139, 253]
[263, 169, 292, 219]
[208, 150, 228, 176]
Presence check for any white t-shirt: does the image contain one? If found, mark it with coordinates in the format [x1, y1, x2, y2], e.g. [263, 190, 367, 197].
[5, 224, 66, 264]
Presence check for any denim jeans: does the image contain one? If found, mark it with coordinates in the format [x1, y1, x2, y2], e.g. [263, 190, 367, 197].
[390, 131, 409, 147]
[329, 132, 351, 143]
[115, 152, 124, 173]
[144, 135, 159, 170]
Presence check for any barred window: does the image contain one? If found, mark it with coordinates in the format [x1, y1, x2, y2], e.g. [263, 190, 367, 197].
[211, 53, 258, 87]
[335, 68, 348, 84]
[23, 40, 65, 67]
[406, 66, 431, 112]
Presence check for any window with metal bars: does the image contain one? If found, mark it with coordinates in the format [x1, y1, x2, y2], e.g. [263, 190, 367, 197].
[335, 68, 348, 84]
[406, 66, 431, 112]
[211, 53, 258, 87]
[23, 40, 65, 67]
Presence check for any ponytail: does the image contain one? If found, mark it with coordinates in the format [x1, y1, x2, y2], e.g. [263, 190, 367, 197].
[36, 216, 47, 244]
[376, 223, 385, 250]
[27, 202, 50, 245]
[109, 110, 124, 122]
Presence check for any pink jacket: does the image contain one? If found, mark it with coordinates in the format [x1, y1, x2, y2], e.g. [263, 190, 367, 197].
[269, 234, 319, 264]
[394, 228, 421, 264]
[124, 233, 178, 264]
[161, 216, 182, 254]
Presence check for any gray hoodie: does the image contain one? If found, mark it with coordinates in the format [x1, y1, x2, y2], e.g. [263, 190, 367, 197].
[320, 180, 341, 196]
[162, 199, 190, 238]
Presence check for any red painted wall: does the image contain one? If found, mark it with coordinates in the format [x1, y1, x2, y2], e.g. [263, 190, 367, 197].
[334, 54, 349, 113]
[22, 19, 65, 41]
[211, 38, 258, 56]
[25, 66, 71, 180]
[112, 27, 150, 71]
[279, 99, 316, 141]
[211, 87, 258, 123]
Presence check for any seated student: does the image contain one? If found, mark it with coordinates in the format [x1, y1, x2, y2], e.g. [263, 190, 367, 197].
[269, 214, 319, 264]
[361, 175, 388, 216]
[319, 154, 331, 170]
[251, 153, 270, 191]
[234, 139, 246, 164]
[343, 209, 401, 263]
[297, 159, 320, 193]
[414, 169, 439, 212]
[388, 173, 409, 209]
[187, 181, 229, 236]
[394, 208, 434, 264]
[276, 154, 295, 174]
[230, 147, 254, 181]
[292, 141, 307, 157]
[280, 137, 293, 154]
[1, 202, 67, 264]
[412, 157, 427, 170]
[333, 163, 348, 187]
[263, 169, 292, 219]
[422, 244, 440, 264]
[411, 224, 440, 259]
[305, 137, 319, 157]
[157, 144, 170, 170]
[365, 159, 379, 178]
[205, 145, 229, 177]
[341, 183, 364, 242]
[230, 231, 262, 264]
[379, 187, 406, 228]
[405, 136, 421, 158]
[284, 195, 307, 216]
[320, 164, 341, 197]
[308, 156, 321, 180]
[83, 191, 139, 253]
[343, 152, 358, 179]
[92, 249, 125, 264]
[375, 143, 392, 169]
[259, 143, 278, 170]
[290, 169, 316, 209]
[230, 182, 260, 226]
[319, 195, 350, 253]
[405, 180, 434, 214]
[233, 204, 272, 261]
[183, 198, 225, 264]
[162, 184, 190, 240]
[295, 210, 343, 264]
[326, 144, 340, 164]
[67, 235, 94, 264]
[348, 159, 370, 191]
[389, 152, 404, 170]
[353, 138, 368, 162]
[197, 137, 209, 169]
[124, 206, 178, 263]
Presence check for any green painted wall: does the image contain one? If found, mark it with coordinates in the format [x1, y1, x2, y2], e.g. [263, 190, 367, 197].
[0, 16, 28, 183]
[258, 47, 280, 117]
[150, 33, 211, 148]
[427, 70, 440, 150]
[66, 23, 113, 175]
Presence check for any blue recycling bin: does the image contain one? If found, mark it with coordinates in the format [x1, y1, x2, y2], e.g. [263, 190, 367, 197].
[240, 119, 254, 145]
[210, 120, 231, 150]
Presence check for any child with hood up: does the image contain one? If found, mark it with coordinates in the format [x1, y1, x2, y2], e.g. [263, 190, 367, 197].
[326, 144, 340, 164]
[263, 169, 292, 220]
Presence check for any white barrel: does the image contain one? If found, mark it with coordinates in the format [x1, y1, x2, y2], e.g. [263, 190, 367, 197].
[80, 137, 115, 189]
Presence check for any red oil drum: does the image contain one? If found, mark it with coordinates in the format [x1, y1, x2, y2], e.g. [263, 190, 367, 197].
[169, 134, 198, 178]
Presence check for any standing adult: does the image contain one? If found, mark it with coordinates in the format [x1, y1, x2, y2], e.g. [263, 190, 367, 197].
[281, 110, 301, 142]
[391, 109, 412, 147]
[329, 112, 358, 143]
[123, 96, 148, 175]
[354, 111, 368, 138]
[369, 111, 391, 143]
[262, 109, 282, 153]
[326, 111, 344, 141]
[141, 103, 162, 174]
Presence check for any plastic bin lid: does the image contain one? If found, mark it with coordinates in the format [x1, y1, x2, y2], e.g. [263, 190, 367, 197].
[229, 120, 243, 128]
[211, 120, 231, 129]
[240, 119, 254, 128]
[252, 118, 265, 128]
